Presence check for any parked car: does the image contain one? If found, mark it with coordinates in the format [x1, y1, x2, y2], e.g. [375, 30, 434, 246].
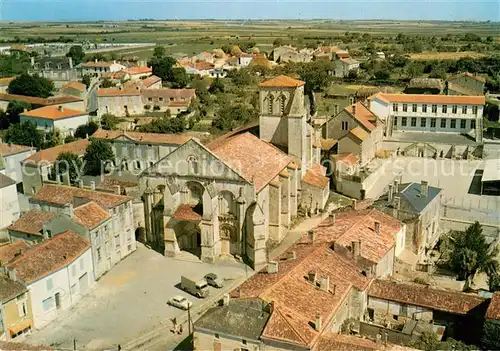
[204, 273, 224, 288]
[168, 295, 193, 310]
[181, 275, 210, 298]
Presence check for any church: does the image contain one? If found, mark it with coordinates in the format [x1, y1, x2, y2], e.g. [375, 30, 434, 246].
[139, 75, 330, 269]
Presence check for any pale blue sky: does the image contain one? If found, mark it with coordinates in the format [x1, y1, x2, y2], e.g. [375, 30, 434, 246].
[1, 0, 499, 21]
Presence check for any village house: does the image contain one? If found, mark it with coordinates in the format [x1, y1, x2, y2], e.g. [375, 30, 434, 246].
[141, 88, 196, 116]
[279, 50, 312, 63]
[58, 81, 88, 108]
[368, 93, 485, 143]
[385, 181, 443, 261]
[4, 231, 95, 329]
[447, 72, 486, 96]
[28, 184, 137, 262]
[237, 53, 253, 67]
[367, 279, 488, 344]
[125, 66, 152, 80]
[483, 292, 500, 350]
[334, 57, 360, 78]
[123, 75, 162, 90]
[191, 52, 215, 64]
[194, 228, 372, 350]
[91, 129, 191, 171]
[97, 87, 143, 117]
[20, 106, 90, 138]
[270, 46, 296, 62]
[29, 57, 78, 88]
[0, 142, 35, 184]
[0, 94, 85, 112]
[20, 138, 89, 196]
[0, 274, 33, 341]
[0, 173, 20, 230]
[0, 77, 16, 94]
[405, 78, 444, 95]
[77, 60, 126, 78]
[8, 210, 57, 245]
[139, 75, 328, 269]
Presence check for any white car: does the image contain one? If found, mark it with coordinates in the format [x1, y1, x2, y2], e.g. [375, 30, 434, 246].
[168, 295, 193, 310]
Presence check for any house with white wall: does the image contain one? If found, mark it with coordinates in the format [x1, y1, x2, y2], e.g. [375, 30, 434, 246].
[77, 61, 126, 78]
[334, 57, 360, 78]
[20, 106, 89, 138]
[97, 87, 143, 117]
[0, 173, 20, 230]
[5, 231, 94, 329]
[0, 143, 35, 184]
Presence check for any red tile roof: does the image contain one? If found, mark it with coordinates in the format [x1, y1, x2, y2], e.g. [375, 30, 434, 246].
[6, 231, 90, 283]
[22, 138, 89, 165]
[141, 88, 195, 100]
[259, 75, 305, 88]
[7, 210, 57, 236]
[345, 102, 377, 131]
[97, 87, 141, 97]
[172, 204, 202, 222]
[315, 333, 379, 351]
[141, 75, 162, 88]
[0, 242, 29, 265]
[335, 152, 360, 166]
[369, 93, 485, 105]
[486, 292, 500, 320]
[0, 143, 33, 157]
[127, 66, 152, 75]
[61, 81, 86, 92]
[0, 341, 53, 351]
[368, 280, 486, 315]
[302, 164, 329, 188]
[92, 129, 191, 145]
[0, 93, 83, 106]
[73, 202, 111, 229]
[348, 126, 370, 144]
[210, 132, 293, 192]
[234, 243, 370, 348]
[0, 76, 17, 86]
[21, 105, 87, 120]
[32, 184, 132, 209]
[313, 209, 401, 263]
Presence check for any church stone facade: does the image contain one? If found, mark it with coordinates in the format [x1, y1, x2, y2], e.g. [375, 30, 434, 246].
[139, 75, 328, 269]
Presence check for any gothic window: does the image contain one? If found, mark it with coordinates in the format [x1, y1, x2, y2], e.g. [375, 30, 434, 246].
[218, 191, 236, 216]
[267, 94, 274, 114]
[279, 95, 286, 115]
[45, 62, 52, 69]
[187, 156, 198, 174]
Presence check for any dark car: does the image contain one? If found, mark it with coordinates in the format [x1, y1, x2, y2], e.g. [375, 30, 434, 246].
[204, 273, 224, 288]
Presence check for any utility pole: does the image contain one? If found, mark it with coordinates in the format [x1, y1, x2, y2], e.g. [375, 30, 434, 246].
[187, 304, 192, 335]
[73, 339, 77, 350]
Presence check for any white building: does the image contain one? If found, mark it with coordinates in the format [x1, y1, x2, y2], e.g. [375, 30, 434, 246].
[0, 143, 35, 184]
[334, 58, 360, 78]
[237, 54, 253, 67]
[77, 61, 126, 78]
[0, 173, 20, 230]
[20, 106, 90, 138]
[5, 231, 95, 329]
[97, 87, 143, 117]
[368, 93, 485, 142]
[126, 66, 152, 80]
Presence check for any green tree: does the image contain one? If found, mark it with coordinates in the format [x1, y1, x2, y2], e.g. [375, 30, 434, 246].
[171, 67, 189, 88]
[81, 74, 91, 87]
[208, 78, 225, 94]
[4, 121, 44, 148]
[101, 77, 115, 88]
[213, 104, 255, 131]
[138, 116, 186, 133]
[298, 61, 334, 94]
[488, 273, 500, 292]
[0, 101, 31, 128]
[66, 45, 85, 65]
[0, 54, 31, 77]
[51, 152, 83, 183]
[229, 68, 255, 86]
[406, 62, 424, 78]
[7, 74, 55, 98]
[74, 121, 99, 139]
[273, 38, 284, 47]
[83, 140, 115, 176]
[43, 129, 62, 149]
[409, 331, 474, 351]
[446, 222, 499, 290]
[374, 68, 391, 80]
[153, 45, 166, 58]
[482, 319, 500, 350]
[148, 56, 177, 82]
[101, 113, 120, 130]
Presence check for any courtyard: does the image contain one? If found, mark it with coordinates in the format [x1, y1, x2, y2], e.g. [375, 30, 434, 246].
[24, 245, 250, 350]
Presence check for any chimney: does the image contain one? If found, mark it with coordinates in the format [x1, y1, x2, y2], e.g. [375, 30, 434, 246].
[352, 199, 358, 211]
[308, 271, 317, 285]
[315, 314, 322, 331]
[68, 56, 73, 69]
[8, 269, 17, 282]
[78, 180, 84, 188]
[90, 181, 95, 190]
[392, 196, 401, 219]
[319, 276, 330, 292]
[267, 260, 279, 274]
[287, 250, 297, 260]
[421, 180, 429, 198]
[113, 185, 121, 195]
[388, 184, 394, 202]
[352, 240, 361, 259]
[222, 293, 230, 306]
[95, 58, 98, 63]
[58, 106, 63, 112]
[329, 212, 336, 225]
[374, 221, 381, 235]
[308, 230, 316, 244]
[352, 103, 356, 116]
[331, 284, 336, 295]
[64, 203, 74, 217]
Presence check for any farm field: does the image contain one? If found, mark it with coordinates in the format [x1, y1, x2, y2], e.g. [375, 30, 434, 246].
[409, 51, 487, 60]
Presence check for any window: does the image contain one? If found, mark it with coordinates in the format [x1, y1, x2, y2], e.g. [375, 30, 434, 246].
[430, 118, 436, 128]
[188, 156, 198, 174]
[472, 106, 479, 115]
[401, 117, 407, 127]
[452, 105, 457, 114]
[114, 235, 121, 251]
[393, 315, 399, 321]
[392, 104, 398, 112]
[126, 230, 132, 243]
[214, 333, 220, 339]
[450, 119, 456, 128]
[341, 121, 349, 130]
[442, 105, 447, 113]
[411, 117, 417, 127]
[402, 104, 408, 112]
[441, 119, 446, 128]
[46, 278, 53, 291]
[462, 106, 467, 114]
[148, 97, 153, 102]
[17, 294, 27, 318]
[401, 304, 408, 317]
[42, 297, 54, 312]
[412, 104, 417, 112]
[471, 120, 476, 129]
[97, 247, 102, 262]
[242, 339, 247, 345]
[393, 117, 397, 126]
[159, 97, 164, 102]
[267, 95, 274, 114]
[55, 292, 61, 309]
[461, 119, 466, 129]
[135, 160, 141, 169]
[421, 118, 426, 127]
[422, 104, 427, 113]
[80, 259, 84, 271]
[57, 63, 63, 69]
[279, 95, 286, 115]
[432, 104, 437, 113]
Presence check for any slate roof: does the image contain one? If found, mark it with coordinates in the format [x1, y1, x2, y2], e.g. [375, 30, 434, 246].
[210, 132, 293, 192]
[0, 173, 16, 189]
[486, 292, 500, 320]
[195, 298, 271, 340]
[92, 129, 191, 145]
[32, 184, 132, 209]
[0, 274, 27, 303]
[72, 201, 111, 229]
[22, 138, 89, 165]
[6, 231, 90, 284]
[368, 280, 487, 315]
[0, 241, 29, 265]
[8, 210, 57, 236]
[398, 182, 442, 213]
